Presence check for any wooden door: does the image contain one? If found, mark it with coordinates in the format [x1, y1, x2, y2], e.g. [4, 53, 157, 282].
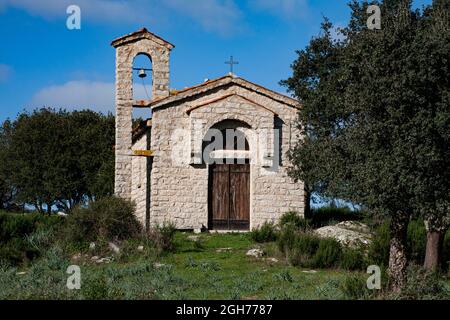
[210, 163, 250, 230]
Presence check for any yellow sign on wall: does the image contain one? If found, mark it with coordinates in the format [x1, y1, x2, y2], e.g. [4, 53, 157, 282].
[133, 150, 153, 157]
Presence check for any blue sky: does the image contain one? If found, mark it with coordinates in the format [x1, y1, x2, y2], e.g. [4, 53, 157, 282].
[0, 0, 431, 122]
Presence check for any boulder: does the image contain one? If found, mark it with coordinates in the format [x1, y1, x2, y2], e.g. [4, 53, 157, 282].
[246, 248, 264, 258]
[314, 221, 372, 248]
[108, 242, 120, 254]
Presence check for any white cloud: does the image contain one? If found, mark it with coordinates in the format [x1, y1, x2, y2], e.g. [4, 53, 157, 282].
[248, 0, 310, 20]
[0, 64, 12, 82]
[0, 0, 154, 24]
[164, 0, 243, 36]
[29, 80, 149, 114]
[30, 80, 115, 113]
[0, 0, 242, 35]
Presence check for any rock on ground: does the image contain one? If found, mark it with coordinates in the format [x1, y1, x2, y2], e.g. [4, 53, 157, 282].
[314, 221, 372, 248]
[108, 242, 121, 254]
[246, 248, 264, 258]
[216, 247, 233, 253]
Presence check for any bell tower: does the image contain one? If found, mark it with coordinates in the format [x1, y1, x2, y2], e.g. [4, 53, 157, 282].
[111, 28, 174, 199]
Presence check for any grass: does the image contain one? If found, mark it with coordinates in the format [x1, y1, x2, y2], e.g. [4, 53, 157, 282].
[0, 232, 363, 300]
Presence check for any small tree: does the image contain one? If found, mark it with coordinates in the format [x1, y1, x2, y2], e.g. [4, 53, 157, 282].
[7, 108, 115, 213]
[282, 0, 449, 291]
[0, 120, 14, 210]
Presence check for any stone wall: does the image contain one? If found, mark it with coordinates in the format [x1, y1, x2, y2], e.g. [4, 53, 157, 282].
[113, 33, 172, 200]
[131, 132, 150, 227]
[149, 84, 305, 230]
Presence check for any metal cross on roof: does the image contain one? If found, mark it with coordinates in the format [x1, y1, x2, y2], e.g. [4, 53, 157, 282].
[225, 55, 239, 74]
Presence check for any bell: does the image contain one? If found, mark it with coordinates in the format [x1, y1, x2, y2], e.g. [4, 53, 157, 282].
[138, 68, 147, 78]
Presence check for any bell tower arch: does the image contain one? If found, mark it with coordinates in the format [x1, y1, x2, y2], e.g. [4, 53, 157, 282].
[111, 28, 174, 199]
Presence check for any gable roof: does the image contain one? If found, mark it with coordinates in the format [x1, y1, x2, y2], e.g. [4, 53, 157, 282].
[148, 74, 301, 110]
[186, 93, 278, 116]
[111, 28, 175, 49]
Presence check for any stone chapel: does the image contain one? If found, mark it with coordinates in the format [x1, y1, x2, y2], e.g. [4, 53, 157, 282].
[112, 28, 306, 232]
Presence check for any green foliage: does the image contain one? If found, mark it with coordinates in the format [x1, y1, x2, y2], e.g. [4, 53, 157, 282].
[273, 269, 294, 283]
[288, 232, 321, 267]
[407, 220, 427, 263]
[148, 222, 177, 253]
[0, 212, 63, 266]
[368, 219, 448, 268]
[340, 274, 372, 300]
[368, 221, 391, 267]
[282, 0, 450, 282]
[444, 231, 450, 273]
[250, 221, 277, 243]
[0, 120, 14, 210]
[63, 196, 141, 244]
[393, 266, 450, 300]
[313, 238, 343, 268]
[277, 221, 366, 270]
[277, 224, 300, 255]
[82, 274, 110, 300]
[340, 248, 366, 271]
[279, 211, 310, 231]
[1, 109, 115, 213]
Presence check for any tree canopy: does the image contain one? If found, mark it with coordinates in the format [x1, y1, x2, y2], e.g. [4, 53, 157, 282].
[282, 0, 450, 288]
[0, 108, 115, 213]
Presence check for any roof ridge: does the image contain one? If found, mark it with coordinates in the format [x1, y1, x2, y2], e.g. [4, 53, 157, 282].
[111, 28, 175, 48]
[148, 75, 300, 110]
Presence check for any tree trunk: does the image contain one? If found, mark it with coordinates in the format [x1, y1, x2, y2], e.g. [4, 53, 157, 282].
[424, 230, 445, 271]
[46, 203, 52, 215]
[304, 187, 311, 219]
[388, 212, 409, 293]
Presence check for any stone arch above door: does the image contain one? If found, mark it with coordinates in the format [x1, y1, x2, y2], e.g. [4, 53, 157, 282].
[188, 94, 276, 167]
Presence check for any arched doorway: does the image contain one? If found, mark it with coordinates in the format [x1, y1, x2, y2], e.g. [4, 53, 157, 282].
[205, 120, 251, 230]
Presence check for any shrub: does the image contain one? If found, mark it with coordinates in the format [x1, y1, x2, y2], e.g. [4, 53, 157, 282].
[289, 233, 321, 267]
[279, 211, 309, 231]
[0, 212, 63, 266]
[340, 274, 372, 300]
[369, 219, 440, 268]
[340, 248, 366, 271]
[407, 219, 427, 263]
[312, 238, 343, 268]
[393, 265, 450, 300]
[148, 222, 176, 253]
[273, 269, 294, 283]
[63, 196, 141, 244]
[277, 228, 321, 267]
[367, 220, 390, 267]
[250, 222, 277, 243]
[443, 231, 450, 273]
[82, 274, 110, 300]
[277, 224, 299, 255]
